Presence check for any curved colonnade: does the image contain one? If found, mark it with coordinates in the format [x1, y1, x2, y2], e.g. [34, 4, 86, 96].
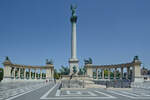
[3, 57, 54, 81]
[85, 57, 142, 82]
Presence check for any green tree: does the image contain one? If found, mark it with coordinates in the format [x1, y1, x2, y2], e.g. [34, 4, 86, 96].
[59, 65, 70, 75]
[78, 68, 83, 75]
[78, 67, 86, 75]
[0, 68, 3, 82]
[54, 69, 60, 79]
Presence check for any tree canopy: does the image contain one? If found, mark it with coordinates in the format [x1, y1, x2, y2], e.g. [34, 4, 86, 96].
[59, 65, 70, 75]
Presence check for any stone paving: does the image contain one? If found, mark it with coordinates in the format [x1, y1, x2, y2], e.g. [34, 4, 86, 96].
[0, 81, 150, 100]
[40, 82, 150, 100]
[0, 81, 51, 100]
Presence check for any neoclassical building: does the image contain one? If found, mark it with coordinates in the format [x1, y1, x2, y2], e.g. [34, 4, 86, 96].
[3, 57, 54, 82]
[85, 56, 143, 82]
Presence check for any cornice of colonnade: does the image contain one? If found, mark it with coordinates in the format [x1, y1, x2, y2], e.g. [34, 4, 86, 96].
[85, 60, 141, 69]
[84, 56, 142, 69]
[11, 64, 54, 69]
[2, 57, 54, 69]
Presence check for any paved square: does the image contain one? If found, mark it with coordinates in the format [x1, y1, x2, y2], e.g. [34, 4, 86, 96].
[40, 83, 150, 100]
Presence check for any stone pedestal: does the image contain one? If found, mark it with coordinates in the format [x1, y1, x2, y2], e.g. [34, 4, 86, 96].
[69, 59, 79, 75]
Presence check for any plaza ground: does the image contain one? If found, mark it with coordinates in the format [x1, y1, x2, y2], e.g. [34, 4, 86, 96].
[0, 81, 150, 100]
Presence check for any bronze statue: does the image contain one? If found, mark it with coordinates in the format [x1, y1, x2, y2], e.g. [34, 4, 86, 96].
[134, 55, 139, 61]
[46, 59, 53, 65]
[71, 4, 77, 16]
[84, 58, 93, 65]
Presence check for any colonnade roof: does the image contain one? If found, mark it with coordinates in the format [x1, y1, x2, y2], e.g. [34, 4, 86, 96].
[11, 64, 54, 69]
[3, 57, 54, 69]
[85, 61, 141, 69]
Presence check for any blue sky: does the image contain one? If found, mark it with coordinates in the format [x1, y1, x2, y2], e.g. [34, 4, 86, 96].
[0, 0, 150, 70]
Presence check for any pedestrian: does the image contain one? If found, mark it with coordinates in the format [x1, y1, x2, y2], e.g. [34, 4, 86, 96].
[106, 81, 108, 88]
[54, 78, 56, 84]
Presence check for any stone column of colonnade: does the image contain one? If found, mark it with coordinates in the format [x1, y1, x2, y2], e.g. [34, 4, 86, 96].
[40, 69, 42, 79]
[13, 67, 16, 79]
[126, 67, 130, 79]
[29, 68, 32, 79]
[96, 68, 112, 80]
[102, 69, 104, 79]
[114, 68, 117, 79]
[120, 67, 123, 79]
[96, 68, 98, 79]
[18, 68, 20, 79]
[108, 68, 111, 79]
[34, 68, 36, 79]
[24, 68, 26, 79]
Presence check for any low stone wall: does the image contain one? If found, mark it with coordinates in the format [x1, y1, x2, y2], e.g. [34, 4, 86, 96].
[61, 79, 84, 88]
[93, 79, 131, 88]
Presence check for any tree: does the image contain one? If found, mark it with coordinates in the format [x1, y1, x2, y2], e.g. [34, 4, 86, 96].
[78, 67, 86, 75]
[78, 68, 83, 75]
[59, 65, 70, 75]
[0, 68, 3, 82]
[54, 69, 60, 79]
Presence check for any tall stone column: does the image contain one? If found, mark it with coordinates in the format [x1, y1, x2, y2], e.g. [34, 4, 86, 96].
[69, 5, 79, 75]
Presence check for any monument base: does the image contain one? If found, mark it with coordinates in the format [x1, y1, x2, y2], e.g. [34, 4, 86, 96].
[69, 59, 79, 75]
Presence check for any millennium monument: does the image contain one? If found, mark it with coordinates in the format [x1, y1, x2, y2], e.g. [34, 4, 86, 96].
[69, 5, 79, 75]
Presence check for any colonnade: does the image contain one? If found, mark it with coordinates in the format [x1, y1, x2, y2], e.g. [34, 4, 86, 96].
[94, 67, 132, 80]
[3, 57, 54, 81]
[85, 56, 142, 82]
[11, 67, 49, 79]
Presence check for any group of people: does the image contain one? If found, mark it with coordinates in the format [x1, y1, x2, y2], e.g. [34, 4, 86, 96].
[45, 78, 56, 84]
